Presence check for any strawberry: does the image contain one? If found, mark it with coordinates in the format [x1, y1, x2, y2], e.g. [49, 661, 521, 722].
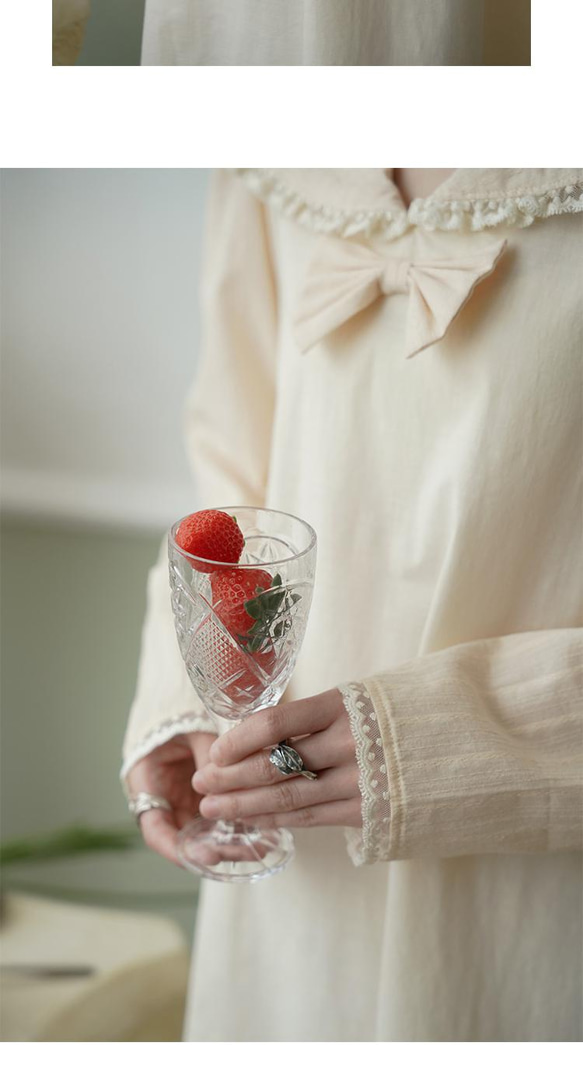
[210, 568, 273, 638]
[175, 509, 244, 573]
[219, 641, 277, 703]
[208, 568, 303, 705]
[211, 568, 301, 656]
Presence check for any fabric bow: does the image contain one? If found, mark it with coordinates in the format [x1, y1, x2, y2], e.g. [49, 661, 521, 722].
[294, 237, 507, 359]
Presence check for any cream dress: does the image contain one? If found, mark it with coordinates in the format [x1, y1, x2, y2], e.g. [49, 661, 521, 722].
[123, 169, 583, 1042]
[141, 0, 485, 66]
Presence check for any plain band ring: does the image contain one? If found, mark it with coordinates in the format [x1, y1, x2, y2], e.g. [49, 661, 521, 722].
[128, 791, 173, 823]
[269, 740, 318, 781]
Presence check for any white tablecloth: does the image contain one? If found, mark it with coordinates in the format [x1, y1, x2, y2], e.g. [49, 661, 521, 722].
[0, 893, 190, 1041]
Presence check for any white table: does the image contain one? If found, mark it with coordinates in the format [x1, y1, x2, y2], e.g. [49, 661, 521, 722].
[0, 893, 190, 1041]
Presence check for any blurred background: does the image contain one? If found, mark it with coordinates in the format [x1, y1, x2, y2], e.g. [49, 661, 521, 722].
[1, 169, 210, 1039]
[54, 0, 532, 67]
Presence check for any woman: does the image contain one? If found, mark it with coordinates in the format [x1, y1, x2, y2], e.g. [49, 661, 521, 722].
[124, 169, 582, 1041]
[140, 0, 522, 66]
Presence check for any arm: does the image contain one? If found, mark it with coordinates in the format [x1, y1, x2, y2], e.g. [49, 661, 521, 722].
[122, 171, 278, 782]
[342, 627, 582, 863]
[195, 627, 582, 866]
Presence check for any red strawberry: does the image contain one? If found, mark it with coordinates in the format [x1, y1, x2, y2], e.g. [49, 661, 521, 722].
[220, 642, 277, 703]
[210, 568, 273, 637]
[176, 510, 244, 573]
[219, 635, 279, 704]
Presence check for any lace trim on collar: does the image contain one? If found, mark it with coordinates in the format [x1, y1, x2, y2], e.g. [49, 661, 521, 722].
[235, 168, 409, 241]
[237, 169, 583, 241]
[412, 182, 583, 232]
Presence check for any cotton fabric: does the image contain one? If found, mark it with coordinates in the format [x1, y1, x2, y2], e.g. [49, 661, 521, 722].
[124, 169, 583, 1041]
[294, 234, 507, 358]
[141, 0, 485, 66]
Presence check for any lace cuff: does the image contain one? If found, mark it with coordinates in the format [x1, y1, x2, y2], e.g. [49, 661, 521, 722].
[338, 682, 391, 866]
[120, 711, 217, 786]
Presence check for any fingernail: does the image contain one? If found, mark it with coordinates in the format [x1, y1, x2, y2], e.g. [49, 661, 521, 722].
[191, 771, 203, 790]
[200, 796, 220, 817]
[209, 740, 220, 761]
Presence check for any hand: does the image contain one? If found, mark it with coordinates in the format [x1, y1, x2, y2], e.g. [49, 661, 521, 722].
[192, 689, 362, 830]
[126, 731, 216, 866]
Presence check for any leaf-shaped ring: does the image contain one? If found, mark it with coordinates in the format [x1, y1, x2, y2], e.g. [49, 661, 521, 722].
[269, 740, 318, 781]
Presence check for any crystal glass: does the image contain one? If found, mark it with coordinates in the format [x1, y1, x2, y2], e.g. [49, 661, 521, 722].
[168, 506, 317, 882]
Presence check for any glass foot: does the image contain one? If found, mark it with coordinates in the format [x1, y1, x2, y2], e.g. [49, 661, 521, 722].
[176, 818, 294, 883]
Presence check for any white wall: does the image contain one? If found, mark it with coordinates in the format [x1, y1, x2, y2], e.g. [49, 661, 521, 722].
[0, 172, 213, 936]
[1, 169, 211, 530]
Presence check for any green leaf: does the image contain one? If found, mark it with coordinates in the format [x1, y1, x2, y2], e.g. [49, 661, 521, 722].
[0, 824, 141, 865]
[273, 621, 284, 638]
[244, 599, 262, 619]
[290, 593, 301, 604]
[265, 590, 286, 612]
[272, 574, 282, 587]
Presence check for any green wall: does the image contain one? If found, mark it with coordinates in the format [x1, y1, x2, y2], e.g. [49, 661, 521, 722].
[1, 518, 198, 936]
[78, 0, 145, 66]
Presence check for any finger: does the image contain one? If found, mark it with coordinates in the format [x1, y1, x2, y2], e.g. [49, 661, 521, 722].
[193, 747, 295, 794]
[176, 822, 273, 869]
[210, 691, 339, 767]
[193, 738, 331, 798]
[139, 808, 182, 867]
[179, 840, 271, 867]
[140, 809, 260, 871]
[251, 798, 362, 829]
[193, 728, 346, 795]
[199, 764, 358, 821]
[187, 731, 216, 771]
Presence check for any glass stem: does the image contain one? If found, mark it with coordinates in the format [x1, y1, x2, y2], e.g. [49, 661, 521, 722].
[207, 709, 272, 868]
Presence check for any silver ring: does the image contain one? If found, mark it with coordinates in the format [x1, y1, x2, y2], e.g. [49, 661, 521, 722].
[269, 740, 318, 781]
[128, 792, 173, 823]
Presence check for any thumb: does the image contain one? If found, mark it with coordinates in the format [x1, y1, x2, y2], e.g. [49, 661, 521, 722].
[185, 731, 216, 771]
[139, 809, 182, 867]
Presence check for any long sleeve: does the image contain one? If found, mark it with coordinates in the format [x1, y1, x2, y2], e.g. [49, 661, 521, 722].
[122, 172, 278, 780]
[340, 628, 583, 865]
